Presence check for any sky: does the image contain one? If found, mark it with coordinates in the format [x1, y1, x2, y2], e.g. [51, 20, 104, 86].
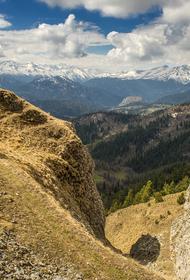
[0, 0, 189, 72]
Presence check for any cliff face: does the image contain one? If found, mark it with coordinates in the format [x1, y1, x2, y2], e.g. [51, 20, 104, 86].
[171, 187, 190, 280]
[0, 89, 105, 239]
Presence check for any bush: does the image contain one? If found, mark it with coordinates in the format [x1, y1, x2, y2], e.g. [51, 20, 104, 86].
[123, 189, 134, 208]
[175, 176, 190, 193]
[154, 192, 164, 203]
[162, 181, 175, 195]
[134, 180, 154, 204]
[177, 192, 186, 205]
[160, 214, 165, 219]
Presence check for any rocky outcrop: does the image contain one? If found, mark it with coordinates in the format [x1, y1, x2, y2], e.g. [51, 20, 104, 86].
[171, 187, 190, 280]
[130, 234, 161, 265]
[0, 89, 105, 239]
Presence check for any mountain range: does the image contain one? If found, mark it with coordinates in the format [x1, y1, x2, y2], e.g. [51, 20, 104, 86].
[0, 60, 190, 117]
[1, 61, 190, 84]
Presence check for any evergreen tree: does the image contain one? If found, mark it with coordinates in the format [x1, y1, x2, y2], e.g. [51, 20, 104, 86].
[154, 192, 164, 203]
[123, 189, 134, 208]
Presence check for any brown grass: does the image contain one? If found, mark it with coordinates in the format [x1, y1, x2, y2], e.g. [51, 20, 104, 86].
[0, 89, 164, 280]
[106, 194, 184, 280]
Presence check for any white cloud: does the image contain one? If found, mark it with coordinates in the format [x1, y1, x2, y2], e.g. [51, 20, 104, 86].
[0, 14, 11, 28]
[38, 1, 190, 69]
[0, 14, 106, 62]
[162, 1, 190, 24]
[1, 1, 190, 71]
[107, 25, 166, 63]
[39, 0, 167, 18]
[105, 0, 190, 68]
[40, 0, 190, 19]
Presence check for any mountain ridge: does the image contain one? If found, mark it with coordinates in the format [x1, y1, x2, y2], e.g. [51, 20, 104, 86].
[1, 60, 190, 84]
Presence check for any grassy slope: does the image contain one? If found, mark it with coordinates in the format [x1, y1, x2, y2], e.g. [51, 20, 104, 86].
[0, 157, 165, 280]
[0, 89, 163, 280]
[106, 194, 184, 280]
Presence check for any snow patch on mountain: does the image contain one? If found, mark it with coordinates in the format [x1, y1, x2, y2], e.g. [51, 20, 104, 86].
[0, 60, 96, 82]
[0, 60, 190, 84]
[98, 65, 190, 84]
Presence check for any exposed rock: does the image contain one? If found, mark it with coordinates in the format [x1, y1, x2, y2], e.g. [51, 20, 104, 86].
[0, 89, 23, 112]
[171, 187, 190, 280]
[130, 234, 161, 265]
[0, 230, 83, 280]
[21, 109, 47, 124]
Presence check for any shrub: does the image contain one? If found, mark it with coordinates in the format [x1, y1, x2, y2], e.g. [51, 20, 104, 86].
[134, 180, 154, 204]
[162, 181, 175, 195]
[155, 219, 159, 225]
[175, 176, 190, 193]
[123, 189, 134, 208]
[154, 192, 164, 203]
[177, 192, 186, 205]
[160, 214, 165, 219]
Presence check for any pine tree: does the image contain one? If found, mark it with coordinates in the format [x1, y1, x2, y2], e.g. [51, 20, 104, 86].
[123, 189, 134, 207]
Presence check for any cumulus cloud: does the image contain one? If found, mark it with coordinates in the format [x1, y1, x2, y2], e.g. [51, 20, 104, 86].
[1, 1, 190, 71]
[162, 1, 190, 24]
[0, 14, 11, 28]
[105, 0, 190, 67]
[107, 26, 166, 62]
[38, 1, 190, 69]
[0, 14, 106, 62]
[39, 0, 167, 18]
[107, 24, 167, 64]
[40, 0, 190, 19]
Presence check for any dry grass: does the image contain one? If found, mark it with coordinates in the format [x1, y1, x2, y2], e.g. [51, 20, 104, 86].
[106, 194, 184, 280]
[0, 89, 164, 280]
[0, 158, 164, 280]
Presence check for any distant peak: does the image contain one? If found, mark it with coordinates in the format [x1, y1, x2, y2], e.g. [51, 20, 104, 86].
[0, 60, 190, 84]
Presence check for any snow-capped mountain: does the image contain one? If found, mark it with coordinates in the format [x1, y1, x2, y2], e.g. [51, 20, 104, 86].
[0, 60, 96, 82]
[1, 60, 190, 84]
[0, 60, 190, 117]
[98, 65, 190, 84]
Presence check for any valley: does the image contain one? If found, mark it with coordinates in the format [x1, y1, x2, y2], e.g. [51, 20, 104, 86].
[74, 106, 190, 211]
[0, 62, 190, 280]
[1, 1, 190, 279]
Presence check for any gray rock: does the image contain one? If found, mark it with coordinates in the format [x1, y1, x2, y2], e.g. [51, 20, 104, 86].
[0, 230, 84, 280]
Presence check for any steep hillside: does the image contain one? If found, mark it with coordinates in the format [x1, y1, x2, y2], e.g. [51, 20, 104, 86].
[0, 89, 163, 280]
[0, 89, 105, 239]
[106, 193, 184, 280]
[74, 111, 135, 145]
[74, 107, 190, 209]
[85, 77, 190, 104]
